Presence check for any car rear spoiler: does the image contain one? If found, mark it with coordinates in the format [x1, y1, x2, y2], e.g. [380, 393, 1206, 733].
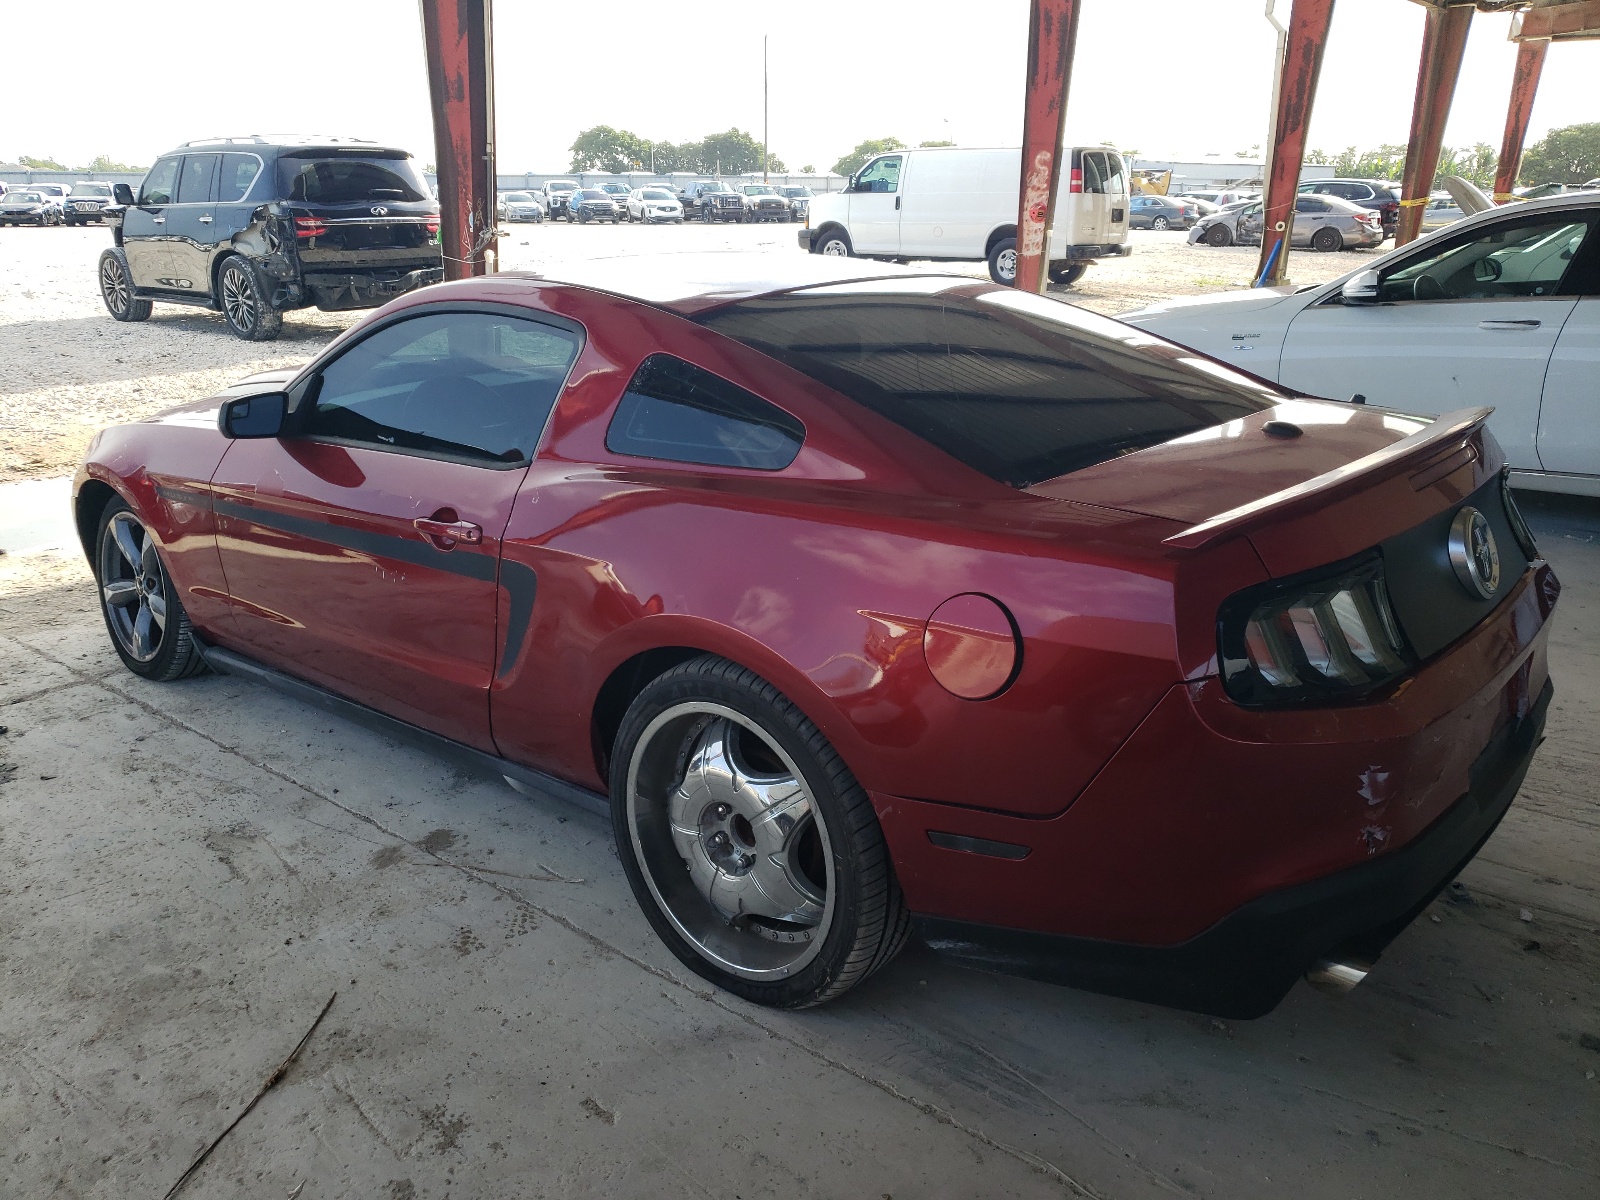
[1163, 407, 1493, 550]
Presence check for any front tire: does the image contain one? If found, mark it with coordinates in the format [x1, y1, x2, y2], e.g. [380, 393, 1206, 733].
[987, 236, 1018, 285]
[218, 257, 282, 341]
[94, 496, 207, 682]
[99, 248, 153, 322]
[1204, 223, 1233, 247]
[814, 227, 852, 257]
[612, 655, 910, 1008]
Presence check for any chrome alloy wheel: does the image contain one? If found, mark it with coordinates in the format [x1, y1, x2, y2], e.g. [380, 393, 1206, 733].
[997, 246, 1018, 282]
[627, 703, 834, 981]
[98, 511, 168, 663]
[100, 255, 131, 316]
[220, 263, 257, 333]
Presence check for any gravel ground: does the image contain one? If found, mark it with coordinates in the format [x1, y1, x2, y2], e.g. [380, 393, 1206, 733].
[0, 221, 1383, 483]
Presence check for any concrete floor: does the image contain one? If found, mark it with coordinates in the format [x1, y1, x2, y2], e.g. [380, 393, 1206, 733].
[1, 492, 1597, 1200]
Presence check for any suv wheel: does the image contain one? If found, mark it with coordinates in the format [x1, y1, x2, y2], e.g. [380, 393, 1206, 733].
[218, 257, 283, 341]
[98, 248, 153, 322]
[612, 655, 910, 1008]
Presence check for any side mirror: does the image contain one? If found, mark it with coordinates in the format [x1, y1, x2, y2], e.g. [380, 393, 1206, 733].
[112, 182, 135, 206]
[1341, 270, 1380, 304]
[219, 391, 288, 439]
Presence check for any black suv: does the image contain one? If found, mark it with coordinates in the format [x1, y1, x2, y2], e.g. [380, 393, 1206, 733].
[1298, 179, 1400, 238]
[99, 137, 443, 340]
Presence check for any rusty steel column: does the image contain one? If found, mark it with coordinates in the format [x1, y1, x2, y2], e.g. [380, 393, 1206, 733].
[1255, 0, 1336, 288]
[420, 0, 496, 280]
[1493, 37, 1548, 202]
[1015, 0, 1080, 293]
[1396, 3, 1473, 246]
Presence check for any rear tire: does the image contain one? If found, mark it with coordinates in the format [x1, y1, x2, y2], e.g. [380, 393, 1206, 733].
[1151, 216, 1171, 231]
[99, 248, 152, 322]
[987, 236, 1018, 285]
[218, 257, 282, 341]
[94, 496, 208, 682]
[1311, 226, 1343, 252]
[1048, 262, 1088, 286]
[611, 655, 910, 1008]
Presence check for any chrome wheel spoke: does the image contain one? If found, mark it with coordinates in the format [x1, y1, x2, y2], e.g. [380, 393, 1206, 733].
[140, 539, 161, 581]
[132, 604, 155, 659]
[146, 589, 168, 630]
[103, 579, 140, 608]
[112, 516, 141, 568]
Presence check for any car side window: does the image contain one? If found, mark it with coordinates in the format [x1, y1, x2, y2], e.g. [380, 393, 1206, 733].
[139, 158, 180, 206]
[1295, 197, 1329, 213]
[219, 154, 260, 202]
[303, 312, 583, 466]
[606, 354, 804, 470]
[855, 155, 902, 194]
[177, 155, 218, 204]
[1379, 215, 1593, 302]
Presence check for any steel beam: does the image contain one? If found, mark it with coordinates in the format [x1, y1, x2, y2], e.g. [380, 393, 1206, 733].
[420, 0, 496, 280]
[1255, 0, 1336, 288]
[1493, 37, 1548, 201]
[1015, 0, 1080, 294]
[1514, 0, 1600, 41]
[1395, 3, 1472, 246]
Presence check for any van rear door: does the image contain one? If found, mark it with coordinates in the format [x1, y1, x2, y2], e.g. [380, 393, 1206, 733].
[1053, 149, 1127, 252]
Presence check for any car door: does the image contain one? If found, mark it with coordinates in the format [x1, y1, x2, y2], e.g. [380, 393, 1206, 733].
[167, 153, 219, 294]
[210, 308, 584, 751]
[1537, 289, 1600, 476]
[1235, 201, 1264, 243]
[123, 156, 180, 286]
[1293, 195, 1331, 245]
[1278, 209, 1595, 470]
[847, 153, 903, 254]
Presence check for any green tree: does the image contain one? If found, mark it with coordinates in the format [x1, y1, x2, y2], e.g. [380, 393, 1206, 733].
[697, 128, 782, 175]
[18, 154, 68, 170]
[569, 125, 650, 173]
[831, 137, 904, 178]
[918, 139, 955, 148]
[80, 153, 145, 173]
[800, 164, 815, 174]
[1520, 122, 1600, 185]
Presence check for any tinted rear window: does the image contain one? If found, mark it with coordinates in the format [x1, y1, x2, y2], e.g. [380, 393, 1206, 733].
[279, 156, 429, 204]
[696, 284, 1279, 488]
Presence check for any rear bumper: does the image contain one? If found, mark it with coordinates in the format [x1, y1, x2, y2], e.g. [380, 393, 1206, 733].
[1056, 242, 1132, 260]
[304, 265, 444, 311]
[915, 677, 1551, 1018]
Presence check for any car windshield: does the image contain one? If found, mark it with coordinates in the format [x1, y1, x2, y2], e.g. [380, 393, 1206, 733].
[642, 189, 674, 201]
[580, 190, 608, 200]
[697, 283, 1279, 488]
[548, 182, 577, 191]
[71, 184, 112, 196]
[8, 192, 43, 203]
[279, 155, 429, 204]
[701, 182, 731, 193]
[744, 186, 778, 196]
[782, 188, 812, 197]
[503, 192, 532, 203]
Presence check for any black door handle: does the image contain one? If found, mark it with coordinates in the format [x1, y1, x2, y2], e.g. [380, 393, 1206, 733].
[895, 196, 901, 210]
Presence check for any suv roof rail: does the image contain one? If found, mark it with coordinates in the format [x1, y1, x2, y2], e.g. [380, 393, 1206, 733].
[180, 135, 271, 147]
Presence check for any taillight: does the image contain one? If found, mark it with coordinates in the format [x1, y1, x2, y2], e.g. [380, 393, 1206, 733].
[1219, 554, 1413, 707]
[425, 217, 440, 237]
[294, 216, 327, 238]
[1069, 168, 1083, 194]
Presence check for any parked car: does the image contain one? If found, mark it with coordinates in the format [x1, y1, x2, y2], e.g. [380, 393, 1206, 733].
[1179, 189, 1258, 208]
[1185, 197, 1221, 218]
[802, 145, 1131, 286]
[74, 251, 1557, 1018]
[1127, 192, 1599, 492]
[498, 191, 546, 223]
[1129, 195, 1193, 230]
[98, 136, 442, 341]
[1298, 178, 1401, 238]
[599, 183, 632, 207]
[738, 184, 790, 223]
[626, 186, 683, 224]
[0, 189, 62, 226]
[543, 179, 580, 221]
[32, 183, 72, 214]
[1421, 192, 1466, 232]
[570, 188, 621, 223]
[779, 185, 813, 222]
[64, 181, 116, 225]
[680, 179, 744, 222]
[1188, 194, 1383, 250]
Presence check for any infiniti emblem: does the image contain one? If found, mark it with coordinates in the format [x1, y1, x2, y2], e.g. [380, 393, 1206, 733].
[370, 206, 389, 216]
[1447, 507, 1500, 599]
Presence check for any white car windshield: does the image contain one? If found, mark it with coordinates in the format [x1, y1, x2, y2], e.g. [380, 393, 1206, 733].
[9, 193, 43, 203]
[642, 189, 674, 201]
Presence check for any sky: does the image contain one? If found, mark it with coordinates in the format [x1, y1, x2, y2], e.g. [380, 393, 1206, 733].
[4, 0, 1598, 174]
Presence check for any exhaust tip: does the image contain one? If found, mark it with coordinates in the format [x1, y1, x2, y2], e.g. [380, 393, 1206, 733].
[1306, 959, 1370, 995]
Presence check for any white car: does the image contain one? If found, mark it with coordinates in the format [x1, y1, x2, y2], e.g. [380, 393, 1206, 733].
[627, 187, 683, 224]
[1122, 192, 1600, 495]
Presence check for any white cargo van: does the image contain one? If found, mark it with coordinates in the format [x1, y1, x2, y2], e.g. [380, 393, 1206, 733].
[800, 146, 1131, 285]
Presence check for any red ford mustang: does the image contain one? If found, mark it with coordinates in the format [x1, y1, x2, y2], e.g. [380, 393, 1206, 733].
[74, 253, 1557, 1017]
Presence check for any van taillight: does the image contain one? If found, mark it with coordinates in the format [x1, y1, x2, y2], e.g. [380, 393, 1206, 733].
[294, 216, 327, 238]
[1069, 168, 1083, 194]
